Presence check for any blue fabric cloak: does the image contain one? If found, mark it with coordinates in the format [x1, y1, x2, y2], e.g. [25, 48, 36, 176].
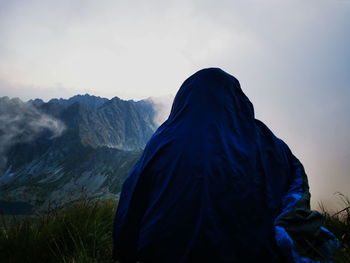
[113, 68, 339, 263]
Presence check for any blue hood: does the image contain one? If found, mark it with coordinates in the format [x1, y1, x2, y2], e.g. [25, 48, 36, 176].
[113, 68, 339, 263]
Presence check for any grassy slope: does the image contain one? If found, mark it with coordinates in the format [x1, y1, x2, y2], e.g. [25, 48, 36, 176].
[0, 198, 349, 263]
[0, 198, 116, 263]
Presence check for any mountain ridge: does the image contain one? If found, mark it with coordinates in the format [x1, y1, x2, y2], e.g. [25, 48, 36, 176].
[0, 94, 172, 214]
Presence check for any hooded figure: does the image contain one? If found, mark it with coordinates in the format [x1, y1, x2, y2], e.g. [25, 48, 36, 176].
[113, 68, 339, 263]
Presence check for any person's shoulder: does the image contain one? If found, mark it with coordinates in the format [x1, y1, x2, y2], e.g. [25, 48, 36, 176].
[254, 118, 292, 155]
[254, 119, 278, 141]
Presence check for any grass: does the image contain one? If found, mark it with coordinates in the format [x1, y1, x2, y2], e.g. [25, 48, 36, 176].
[0, 196, 349, 263]
[320, 193, 350, 263]
[0, 197, 116, 263]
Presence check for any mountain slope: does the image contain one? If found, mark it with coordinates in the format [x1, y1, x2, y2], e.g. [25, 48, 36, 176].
[0, 95, 161, 214]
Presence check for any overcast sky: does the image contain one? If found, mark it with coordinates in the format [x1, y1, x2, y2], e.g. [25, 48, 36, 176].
[0, 0, 349, 209]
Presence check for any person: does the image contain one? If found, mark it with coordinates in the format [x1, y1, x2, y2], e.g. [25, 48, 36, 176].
[112, 68, 339, 263]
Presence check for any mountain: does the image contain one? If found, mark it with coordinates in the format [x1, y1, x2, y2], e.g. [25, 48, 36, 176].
[0, 95, 166, 214]
[48, 94, 109, 109]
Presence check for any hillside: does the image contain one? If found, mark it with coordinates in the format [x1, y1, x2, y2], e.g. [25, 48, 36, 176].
[0, 94, 163, 214]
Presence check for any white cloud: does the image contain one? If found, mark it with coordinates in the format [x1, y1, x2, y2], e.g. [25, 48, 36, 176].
[0, 97, 66, 171]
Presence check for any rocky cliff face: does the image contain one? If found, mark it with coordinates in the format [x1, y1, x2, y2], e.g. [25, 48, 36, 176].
[0, 94, 163, 214]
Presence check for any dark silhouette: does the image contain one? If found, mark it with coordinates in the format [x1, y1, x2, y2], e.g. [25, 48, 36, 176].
[113, 68, 339, 263]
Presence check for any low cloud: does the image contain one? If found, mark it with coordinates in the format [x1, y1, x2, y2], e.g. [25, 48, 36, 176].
[146, 95, 174, 126]
[0, 97, 65, 172]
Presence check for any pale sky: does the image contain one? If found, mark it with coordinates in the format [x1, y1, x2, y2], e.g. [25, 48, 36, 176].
[0, 0, 349, 209]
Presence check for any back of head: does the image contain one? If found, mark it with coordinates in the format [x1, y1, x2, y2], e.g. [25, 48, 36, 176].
[167, 68, 255, 130]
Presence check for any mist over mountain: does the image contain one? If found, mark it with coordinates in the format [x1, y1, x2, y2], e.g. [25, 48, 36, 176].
[0, 97, 65, 172]
[0, 94, 171, 214]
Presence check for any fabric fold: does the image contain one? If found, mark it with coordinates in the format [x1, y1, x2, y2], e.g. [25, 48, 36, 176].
[112, 68, 339, 263]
